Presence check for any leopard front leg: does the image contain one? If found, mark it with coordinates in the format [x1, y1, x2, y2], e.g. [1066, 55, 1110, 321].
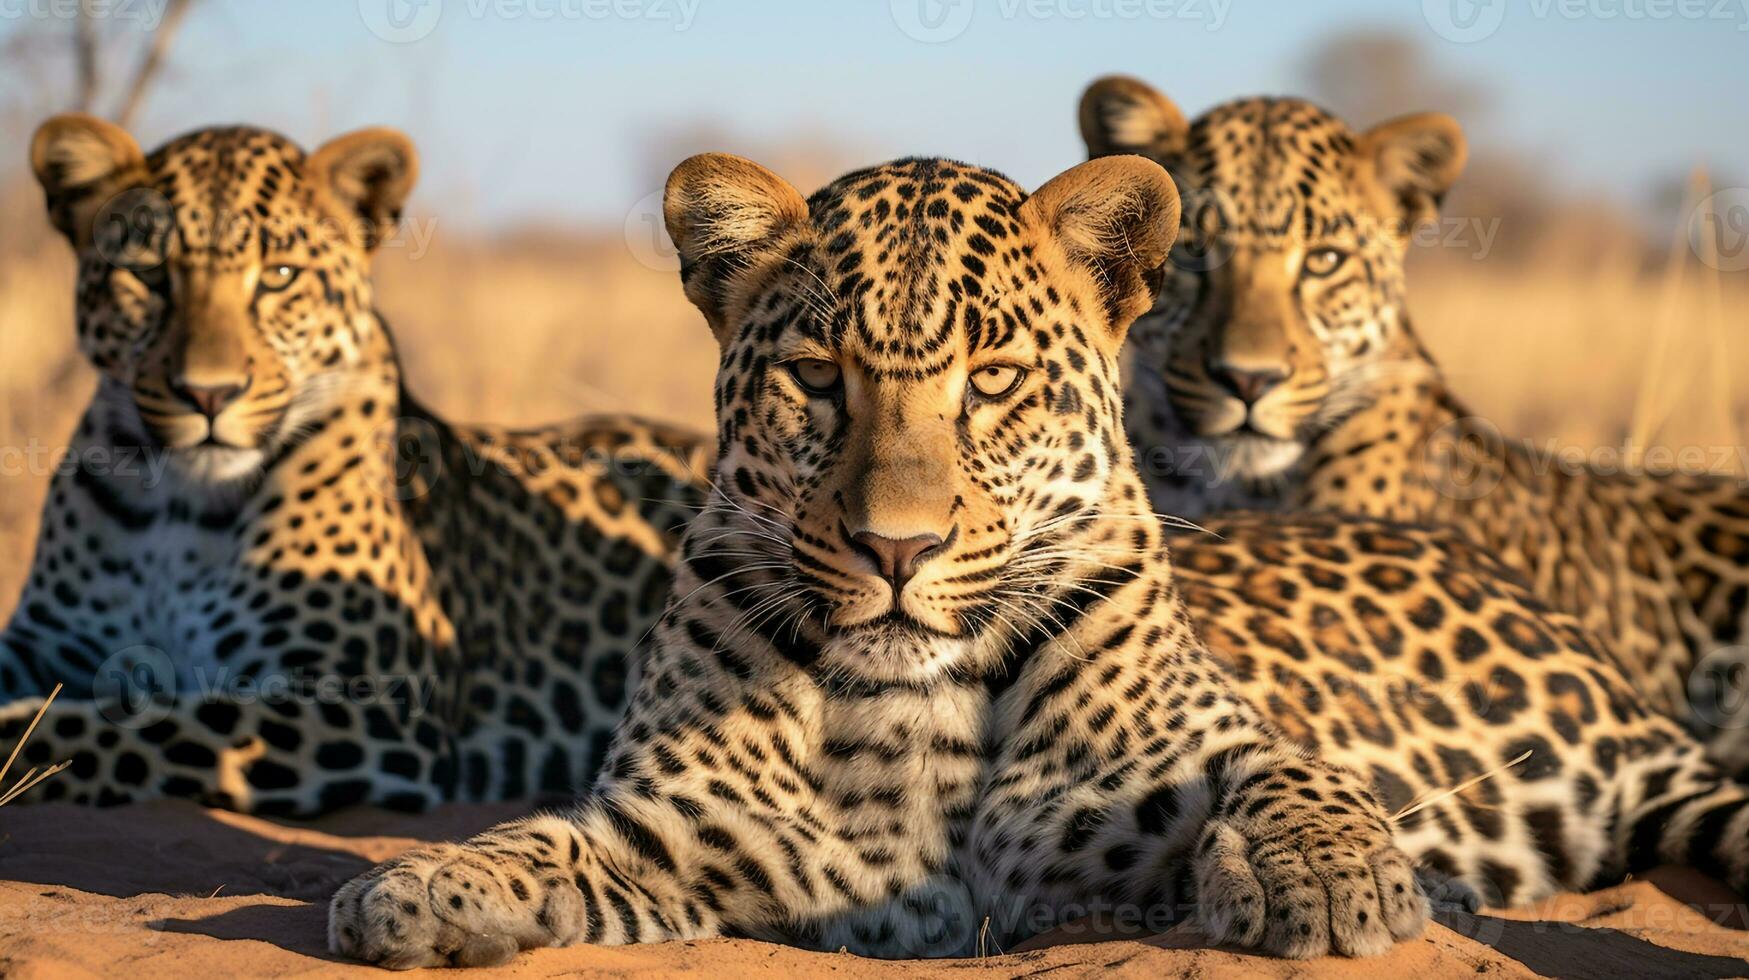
[1192, 748, 1426, 958]
[977, 629, 1431, 962]
[329, 825, 591, 969]
[330, 806, 725, 968]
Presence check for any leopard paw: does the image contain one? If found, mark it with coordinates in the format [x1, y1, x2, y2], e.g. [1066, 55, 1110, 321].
[329, 844, 585, 969]
[1193, 814, 1426, 958]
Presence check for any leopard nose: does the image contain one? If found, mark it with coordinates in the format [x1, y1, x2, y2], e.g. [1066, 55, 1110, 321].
[1208, 361, 1290, 406]
[171, 377, 251, 420]
[850, 529, 948, 593]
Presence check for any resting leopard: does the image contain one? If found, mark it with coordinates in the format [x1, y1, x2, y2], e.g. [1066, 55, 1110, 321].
[330, 153, 1749, 968]
[1080, 76, 1749, 770]
[0, 116, 708, 815]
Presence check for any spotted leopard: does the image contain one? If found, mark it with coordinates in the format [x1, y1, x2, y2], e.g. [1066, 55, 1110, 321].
[329, 154, 1749, 969]
[0, 116, 708, 815]
[1080, 76, 1749, 770]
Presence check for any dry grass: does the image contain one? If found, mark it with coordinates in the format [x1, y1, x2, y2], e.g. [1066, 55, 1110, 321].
[373, 233, 716, 428]
[1, 187, 1745, 622]
[0, 684, 68, 806]
[1408, 202, 1749, 456]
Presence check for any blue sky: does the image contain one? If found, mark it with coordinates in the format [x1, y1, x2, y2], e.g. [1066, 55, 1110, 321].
[20, 0, 1746, 228]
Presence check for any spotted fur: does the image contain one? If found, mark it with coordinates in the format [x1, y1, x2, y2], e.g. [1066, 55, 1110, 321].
[330, 154, 1749, 969]
[0, 117, 707, 815]
[1080, 77, 1749, 770]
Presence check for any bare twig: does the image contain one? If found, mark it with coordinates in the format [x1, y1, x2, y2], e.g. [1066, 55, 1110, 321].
[74, 0, 99, 111]
[0, 683, 68, 807]
[1391, 749, 1531, 824]
[113, 0, 197, 129]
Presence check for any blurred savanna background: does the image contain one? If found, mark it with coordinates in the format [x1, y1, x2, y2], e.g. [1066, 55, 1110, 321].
[0, 0, 1745, 614]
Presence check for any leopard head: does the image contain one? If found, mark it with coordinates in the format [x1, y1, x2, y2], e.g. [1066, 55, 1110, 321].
[665, 154, 1178, 684]
[31, 115, 416, 484]
[1079, 76, 1465, 483]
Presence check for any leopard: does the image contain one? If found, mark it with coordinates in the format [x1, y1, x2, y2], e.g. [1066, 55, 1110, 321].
[1078, 75, 1749, 772]
[329, 152, 1749, 969]
[0, 115, 709, 816]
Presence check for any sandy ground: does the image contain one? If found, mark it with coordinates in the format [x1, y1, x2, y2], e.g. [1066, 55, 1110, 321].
[1, 801, 1748, 979]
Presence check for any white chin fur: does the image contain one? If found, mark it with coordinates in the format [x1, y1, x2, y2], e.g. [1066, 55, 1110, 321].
[1217, 434, 1304, 481]
[816, 630, 972, 687]
[168, 445, 268, 486]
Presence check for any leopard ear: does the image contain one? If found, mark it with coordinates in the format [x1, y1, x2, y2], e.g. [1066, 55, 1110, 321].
[1359, 112, 1467, 236]
[305, 127, 418, 251]
[663, 153, 809, 344]
[1078, 75, 1189, 160]
[31, 113, 148, 247]
[1023, 155, 1181, 336]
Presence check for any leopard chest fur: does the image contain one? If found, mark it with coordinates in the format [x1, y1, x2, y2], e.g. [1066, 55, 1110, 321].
[811, 682, 988, 881]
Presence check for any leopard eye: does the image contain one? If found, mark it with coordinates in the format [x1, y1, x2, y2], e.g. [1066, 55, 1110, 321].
[257, 264, 302, 293]
[1302, 248, 1348, 278]
[969, 364, 1025, 400]
[789, 358, 842, 396]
